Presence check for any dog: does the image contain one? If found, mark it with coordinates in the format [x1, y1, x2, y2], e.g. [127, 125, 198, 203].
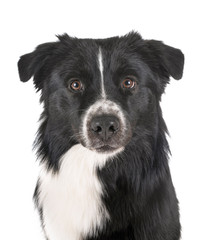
[18, 32, 184, 240]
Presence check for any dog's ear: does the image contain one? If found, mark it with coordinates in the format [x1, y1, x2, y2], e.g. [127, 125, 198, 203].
[18, 42, 56, 90]
[145, 40, 184, 80]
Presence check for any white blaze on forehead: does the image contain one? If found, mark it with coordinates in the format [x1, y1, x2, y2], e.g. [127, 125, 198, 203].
[98, 48, 106, 99]
[81, 47, 127, 152]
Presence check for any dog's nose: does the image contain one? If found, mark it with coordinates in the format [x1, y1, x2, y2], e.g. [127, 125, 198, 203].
[90, 115, 120, 141]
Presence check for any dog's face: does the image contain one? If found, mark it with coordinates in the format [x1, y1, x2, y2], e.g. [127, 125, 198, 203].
[18, 32, 184, 159]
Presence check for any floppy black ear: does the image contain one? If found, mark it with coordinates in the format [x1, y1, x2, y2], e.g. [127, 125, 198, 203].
[146, 40, 184, 80]
[18, 42, 56, 90]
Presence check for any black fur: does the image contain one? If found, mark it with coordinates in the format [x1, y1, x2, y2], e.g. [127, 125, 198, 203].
[18, 32, 184, 240]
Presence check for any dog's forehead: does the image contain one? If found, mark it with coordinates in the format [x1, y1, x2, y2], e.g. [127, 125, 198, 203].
[63, 36, 138, 65]
[66, 39, 140, 80]
[54, 35, 145, 98]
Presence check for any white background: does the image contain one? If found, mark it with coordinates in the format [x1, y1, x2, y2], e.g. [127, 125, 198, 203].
[0, 0, 209, 239]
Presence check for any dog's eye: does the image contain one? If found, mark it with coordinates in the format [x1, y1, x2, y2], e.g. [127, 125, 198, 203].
[68, 80, 83, 92]
[122, 78, 135, 89]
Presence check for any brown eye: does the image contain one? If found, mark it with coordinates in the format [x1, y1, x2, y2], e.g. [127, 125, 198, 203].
[69, 80, 83, 91]
[122, 78, 135, 89]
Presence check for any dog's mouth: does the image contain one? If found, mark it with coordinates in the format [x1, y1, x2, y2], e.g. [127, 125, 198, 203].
[94, 144, 117, 153]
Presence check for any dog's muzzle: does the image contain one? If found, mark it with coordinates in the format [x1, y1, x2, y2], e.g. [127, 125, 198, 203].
[89, 114, 120, 152]
[81, 100, 132, 153]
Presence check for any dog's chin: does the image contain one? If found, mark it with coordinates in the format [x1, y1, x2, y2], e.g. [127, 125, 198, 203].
[81, 141, 124, 155]
[94, 145, 118, 153]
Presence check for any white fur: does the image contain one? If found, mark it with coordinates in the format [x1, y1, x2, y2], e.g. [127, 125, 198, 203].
[98, 48, 106, 99]
[38, 144, 123, 240]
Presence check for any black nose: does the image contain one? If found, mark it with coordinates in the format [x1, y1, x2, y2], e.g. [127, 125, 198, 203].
[90, 115, 120, 141]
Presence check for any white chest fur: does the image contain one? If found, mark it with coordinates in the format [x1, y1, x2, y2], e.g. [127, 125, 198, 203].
[38, 144, 122, 240]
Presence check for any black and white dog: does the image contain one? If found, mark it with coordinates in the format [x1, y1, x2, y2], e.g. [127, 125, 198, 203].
[18, 32, 184, 240]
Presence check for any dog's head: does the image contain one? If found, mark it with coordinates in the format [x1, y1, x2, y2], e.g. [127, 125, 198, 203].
[18, 32, 184, 167]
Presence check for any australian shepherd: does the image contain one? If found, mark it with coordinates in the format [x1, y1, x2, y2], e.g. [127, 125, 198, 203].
[18, 32, 184, 240]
